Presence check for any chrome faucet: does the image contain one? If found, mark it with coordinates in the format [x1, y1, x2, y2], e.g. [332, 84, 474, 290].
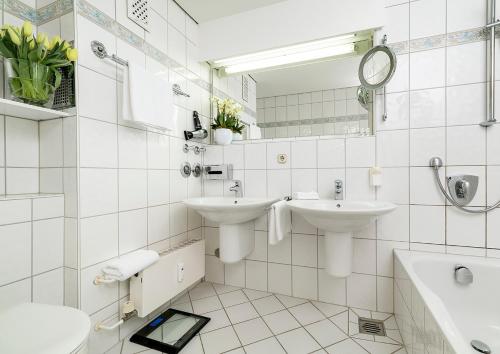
[335, 180, 343, 200]
[229, 180, 243, 198]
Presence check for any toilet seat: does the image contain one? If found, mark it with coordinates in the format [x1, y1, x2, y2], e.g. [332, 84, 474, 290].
[0, 303, 91, 354]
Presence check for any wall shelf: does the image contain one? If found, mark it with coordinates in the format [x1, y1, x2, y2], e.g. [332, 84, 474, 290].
[0, 98, 69, 120]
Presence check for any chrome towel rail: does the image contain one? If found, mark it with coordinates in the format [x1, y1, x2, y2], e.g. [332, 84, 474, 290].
[482, 0, 498, 127]
[90, 40, 190, 98]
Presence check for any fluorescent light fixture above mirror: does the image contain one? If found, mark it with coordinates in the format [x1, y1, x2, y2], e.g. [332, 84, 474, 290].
[212, 32, 372, 75]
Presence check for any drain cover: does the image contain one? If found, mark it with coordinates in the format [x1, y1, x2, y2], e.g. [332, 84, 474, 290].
[358, 317, 386, 336]
[471, 340, 491, 354]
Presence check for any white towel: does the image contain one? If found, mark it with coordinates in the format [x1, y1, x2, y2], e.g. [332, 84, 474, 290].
[268, 200, 291, 245]
[102, 250, 160, 281]
[123, 62, 174, 131]
[292, 191, 320, 200]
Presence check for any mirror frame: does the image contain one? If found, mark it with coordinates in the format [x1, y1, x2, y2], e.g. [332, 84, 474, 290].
[358, 45, 397, 90]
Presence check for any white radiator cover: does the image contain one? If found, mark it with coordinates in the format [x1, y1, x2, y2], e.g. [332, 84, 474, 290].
[130, 240, 205, 317]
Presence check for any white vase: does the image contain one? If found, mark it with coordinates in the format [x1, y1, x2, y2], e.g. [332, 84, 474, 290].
[232, 132, 243, 141]
[214, 128, 233, 145]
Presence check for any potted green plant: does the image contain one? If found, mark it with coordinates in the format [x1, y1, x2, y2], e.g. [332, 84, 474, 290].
[232, 119, 245, 141]
[211, 97, 242, 145]
[0, 21, 78, 107]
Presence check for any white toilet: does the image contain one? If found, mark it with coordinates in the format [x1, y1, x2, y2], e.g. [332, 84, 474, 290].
[0, 303, 91, 354]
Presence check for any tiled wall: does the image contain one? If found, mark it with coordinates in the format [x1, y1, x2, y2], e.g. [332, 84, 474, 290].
[256, 87, 370, 139]
[0, 195, 65, 311]
[394, 256, 453, 353]
[72, 1, 209, 352]
[202, 0, 500, 320]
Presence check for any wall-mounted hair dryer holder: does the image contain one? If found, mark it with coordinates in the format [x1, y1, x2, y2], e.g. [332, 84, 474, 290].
[184, 111, 208, 140]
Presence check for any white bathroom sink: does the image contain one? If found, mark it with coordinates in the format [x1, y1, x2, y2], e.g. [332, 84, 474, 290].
[288, 199, 396, 278]
[287, 200, 396, 233]
[183, 197, 278, 263]
[183, 197, 278, 224]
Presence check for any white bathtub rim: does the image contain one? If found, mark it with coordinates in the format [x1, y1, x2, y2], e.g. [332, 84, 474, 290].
[394, 249, 496, 354]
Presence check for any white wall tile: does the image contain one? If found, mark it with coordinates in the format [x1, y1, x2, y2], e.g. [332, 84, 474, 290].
[410, 205, 445, 244]
[6, 168, 38, 194]
[267, 170, 291, 199]
[78, 66, 117, 123]
[409, 0, 445, 39]
[33, 268, 64, 306]
[409, 88, 445, 128]
[410, 48, 445, 90]
[447, 42, 486, 86]
[377, 130, 409, 167]
[148, 170, 170, 206]
[346, 137, 375, 168]
[447, 83, 486, 126]
[268, 263, 291, 295]
[0, 222, 31, 286]
[5, 117, 38, 167]
[447, 207, 485, 247]
[352, 239, 376, 274]
[292, 234, 317, 267]
[377, 167, 409, 204]
[0, 279, 31, 311]
[81, 214, 119, 268]
[39, 119, 63, 167]
[447, 0, 486, 32]
[80, 118, 118, 168]
[246, 260, 267, 291]
[410, 128, 445, 167]
[291, 169, 317, 194]
[80, 168, 118, 217]
[147, 132, 169, 169]
[347, 273, 376, 310]
[292, 266, 317, 300]
[0, 199, 30, 225]
[148, 204, 170, 243]
[291, 140, 317, 168]
[377, 205, 409, 242]
[447, 125, 486, 166]
[118, 126, 147, 169]
[119, 169, 148, 211]
[318, 270, 346, 305]
[168, 0, 186, 33]
[267, 142, 290, 169]
[384, 3, 409, 43]
[33, 218, 64, 274]
[245, 144, 266, 169]
[119, 209, 147, 254]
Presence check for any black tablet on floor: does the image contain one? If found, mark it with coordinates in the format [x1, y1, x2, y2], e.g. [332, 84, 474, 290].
[130, 308, 210, 353]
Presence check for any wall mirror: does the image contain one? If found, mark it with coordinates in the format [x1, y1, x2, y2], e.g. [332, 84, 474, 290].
[210, 32, 376, 141]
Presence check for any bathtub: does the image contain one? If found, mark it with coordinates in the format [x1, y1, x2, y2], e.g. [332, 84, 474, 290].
[394, 249, 500, 354]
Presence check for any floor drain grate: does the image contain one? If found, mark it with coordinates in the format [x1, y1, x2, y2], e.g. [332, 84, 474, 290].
[358, 317, 386, 336]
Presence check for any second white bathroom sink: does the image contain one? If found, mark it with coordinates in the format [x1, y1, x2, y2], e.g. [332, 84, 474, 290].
[288, 199, 396, 277]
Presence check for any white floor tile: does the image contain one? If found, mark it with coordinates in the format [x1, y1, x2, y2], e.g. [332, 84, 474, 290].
[225, 302, 259, 324]
[312, 301, 348, 317]
[200, 326, 241, 354]
[275, 293, 308, 308]
[199, 309, 230, 334]
[252, 295, 285, 316]
[330, 311, 349, 334]
[213, 283, 241, 295]
[218, 290, 248, 307]
[354, 338, 402, 354]
[191, 295, 222, 314]
[325, 338, 367, 354]
[305, 319, 348, 347]
[189, 282, 216, 300]
[288, 302, 326, 326]
[243, 288, 271, 300]
[276, 327, 321, 354]
[262, 310, 301, 335]
[233, 317, 273, 345]
[244, 337, 286, 354]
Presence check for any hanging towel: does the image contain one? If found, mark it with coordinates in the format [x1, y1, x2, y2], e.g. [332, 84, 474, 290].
[268, 200, 291, 245]
[292, 191, 320, 200]
[102, 250, 160, 282]
[122, 62, 174, 130]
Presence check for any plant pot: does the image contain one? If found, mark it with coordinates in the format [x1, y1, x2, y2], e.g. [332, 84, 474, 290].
[232, 132, 243, 141]
[4, 58, 55, 107]
[214, 128, 233, 145]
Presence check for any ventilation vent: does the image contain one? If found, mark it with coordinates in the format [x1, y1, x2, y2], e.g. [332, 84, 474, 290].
[242, 75, 249, 102]
[358, 318, 386, 336]
[128, 0, 149, 31]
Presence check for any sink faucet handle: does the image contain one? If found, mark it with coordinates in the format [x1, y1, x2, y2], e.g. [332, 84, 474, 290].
[334, 180, 343, 200]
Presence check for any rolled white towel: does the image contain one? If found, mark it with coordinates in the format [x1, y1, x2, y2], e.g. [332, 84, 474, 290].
[292, 191, 319, 200]
[102, 250, 159, 282]
[268, 200, 291, 245]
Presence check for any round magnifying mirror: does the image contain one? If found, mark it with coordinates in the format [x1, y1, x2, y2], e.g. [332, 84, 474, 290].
[358, 45, 397, 90]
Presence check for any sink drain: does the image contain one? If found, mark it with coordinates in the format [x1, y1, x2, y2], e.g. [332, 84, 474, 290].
[471, 340, 491, 354]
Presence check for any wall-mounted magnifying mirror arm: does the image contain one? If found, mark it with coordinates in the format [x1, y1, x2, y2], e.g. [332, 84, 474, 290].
[429, 157, 500, 213]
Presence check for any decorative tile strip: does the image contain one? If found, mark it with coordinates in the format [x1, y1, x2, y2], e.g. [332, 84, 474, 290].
[410, 34, 446, 52]
[37, 0, 74, 25]
[257, 114, 369, 129]
[389, 27, 489, 55]
[4, 0, 36, 22]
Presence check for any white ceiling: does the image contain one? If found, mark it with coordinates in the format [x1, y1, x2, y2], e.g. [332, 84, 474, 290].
[175, 0, 288, 23]
[253, 56, 363, 98]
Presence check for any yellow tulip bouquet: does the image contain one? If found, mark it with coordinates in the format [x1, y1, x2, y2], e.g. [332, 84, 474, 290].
[0, 21, 78, 107]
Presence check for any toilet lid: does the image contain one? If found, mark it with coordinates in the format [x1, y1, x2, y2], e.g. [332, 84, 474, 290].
[0, 303, 91, 354]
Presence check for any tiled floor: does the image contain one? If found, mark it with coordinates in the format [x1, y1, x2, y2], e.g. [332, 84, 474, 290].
[118, 282, 406, 354]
